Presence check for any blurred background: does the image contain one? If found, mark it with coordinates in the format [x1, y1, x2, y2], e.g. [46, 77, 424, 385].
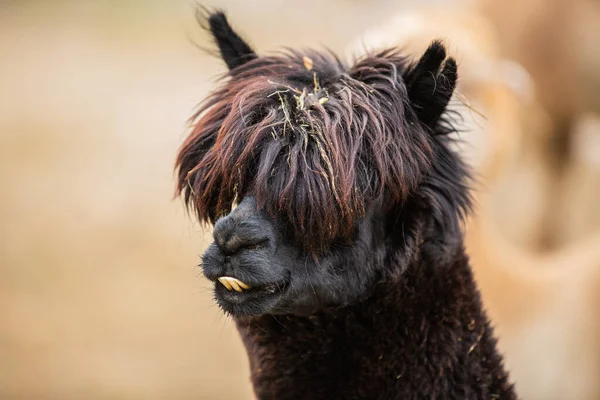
[1, 0, 600, 399]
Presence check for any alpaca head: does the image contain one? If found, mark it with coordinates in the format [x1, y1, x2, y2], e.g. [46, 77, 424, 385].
[176, 11, 472, 317]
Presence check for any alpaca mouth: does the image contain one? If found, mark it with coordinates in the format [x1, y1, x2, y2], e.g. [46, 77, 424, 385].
[218, 276, 251, 292]
[214, 275, 290, 314]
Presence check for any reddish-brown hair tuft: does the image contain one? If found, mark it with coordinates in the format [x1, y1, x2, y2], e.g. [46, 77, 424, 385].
[176, 49, 435, 251]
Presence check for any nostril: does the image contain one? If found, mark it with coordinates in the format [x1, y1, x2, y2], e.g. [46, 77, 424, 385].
[213, 215, 272, 254]
[213, 217, 234, 248]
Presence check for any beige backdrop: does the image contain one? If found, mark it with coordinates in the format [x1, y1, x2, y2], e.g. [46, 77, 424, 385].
[1, 1, 599, 399]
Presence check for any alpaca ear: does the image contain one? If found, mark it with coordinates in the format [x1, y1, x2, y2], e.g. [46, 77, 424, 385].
[405, 41, 457, 127]
[203, 10, 257, 70]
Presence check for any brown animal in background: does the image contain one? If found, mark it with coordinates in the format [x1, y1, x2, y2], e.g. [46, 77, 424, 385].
[479, 0, 600, 248]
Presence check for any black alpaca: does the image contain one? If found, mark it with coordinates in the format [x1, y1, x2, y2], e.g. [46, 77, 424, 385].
[176, 11, 517, 400]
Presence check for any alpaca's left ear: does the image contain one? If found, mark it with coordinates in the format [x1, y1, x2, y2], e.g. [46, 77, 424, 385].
[203, 10, 257, 70]
[405, 41, 457, 127]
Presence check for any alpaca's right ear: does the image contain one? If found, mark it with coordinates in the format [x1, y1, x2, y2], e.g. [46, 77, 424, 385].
[404, 41, 457, 128]
[201, 10, 257, 70]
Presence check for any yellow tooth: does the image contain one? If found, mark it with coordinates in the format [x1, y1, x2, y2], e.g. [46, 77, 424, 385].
[229, 279, 243, 292]
[236, 279, 251, 290]
[218, 277, 233, 290]
[217, 276, 251, 292]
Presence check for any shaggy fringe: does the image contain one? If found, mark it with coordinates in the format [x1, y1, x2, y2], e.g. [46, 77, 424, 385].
[175, 15, 471, 252]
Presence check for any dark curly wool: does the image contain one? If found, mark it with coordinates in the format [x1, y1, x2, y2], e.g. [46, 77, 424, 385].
[175, 10, 517, 400]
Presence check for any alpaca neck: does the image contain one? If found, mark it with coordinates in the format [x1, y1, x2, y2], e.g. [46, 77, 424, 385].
[236, 246, 516, 400]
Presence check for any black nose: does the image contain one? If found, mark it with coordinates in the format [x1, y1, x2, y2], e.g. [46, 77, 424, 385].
[212, 213, 271, 255]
